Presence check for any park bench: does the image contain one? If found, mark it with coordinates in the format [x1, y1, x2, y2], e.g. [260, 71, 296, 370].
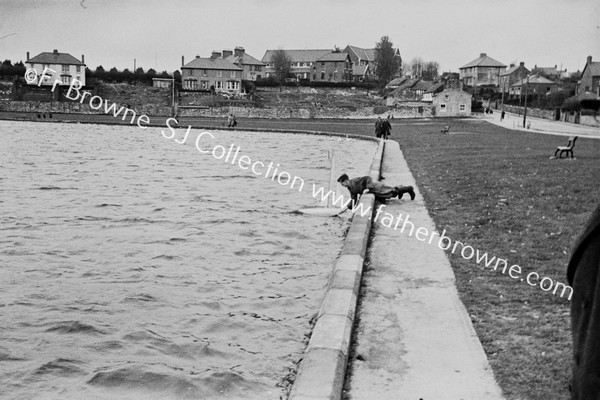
[553, 136, 578, 159]
[441, 125, 450, 134]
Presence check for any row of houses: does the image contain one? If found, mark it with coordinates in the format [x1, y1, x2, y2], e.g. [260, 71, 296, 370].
[459, 52, 600, 98]
[23, 48, 600, 102]
[24, 44, 402, 94]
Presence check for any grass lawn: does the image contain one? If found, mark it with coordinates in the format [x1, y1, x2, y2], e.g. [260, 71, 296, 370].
[391, 118, 600, 400]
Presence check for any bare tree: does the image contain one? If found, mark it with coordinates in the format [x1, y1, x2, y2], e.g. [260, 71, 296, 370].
[408, 57, 424, 78]
[422, 61, 439, 81]
[271, 49, 292, 90]
[374, 36, 401, 86]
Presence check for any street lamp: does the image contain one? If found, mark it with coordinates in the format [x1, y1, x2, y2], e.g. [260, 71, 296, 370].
[523, 75, 529, 128]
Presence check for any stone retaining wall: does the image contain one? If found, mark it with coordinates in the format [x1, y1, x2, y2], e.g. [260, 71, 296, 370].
[501, 104, 600, 127]
[0, 100, 172, 117]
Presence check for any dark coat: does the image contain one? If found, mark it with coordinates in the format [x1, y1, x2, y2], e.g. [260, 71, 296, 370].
[568, 204, 600, 399]
[345, 176, 398, 208]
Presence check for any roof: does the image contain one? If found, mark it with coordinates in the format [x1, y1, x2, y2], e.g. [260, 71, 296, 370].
[182, 57, 242, 70]
[27, 50, 85, 66]
[345, 45, 375, 62]
[352, 64, 370, 76]
[501, 64, 529, 76]
[460, 53, 506, 69]
[345, 45, 400, 62]
[386, 76, 408, 87]
[532, 66, 562, 75]
[582, 60, 600, 77]
[435, 88, 472, 97]
[317, 52, 349, 62]
[510, 75, 557, 87]
[424, 82, 445, 93]
[225, 53, 265, 66]
[413, 80, 434, 91]
[262, 49, 331, 63]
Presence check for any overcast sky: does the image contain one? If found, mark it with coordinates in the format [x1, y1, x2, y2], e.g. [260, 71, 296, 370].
[1, 0, 598, 74]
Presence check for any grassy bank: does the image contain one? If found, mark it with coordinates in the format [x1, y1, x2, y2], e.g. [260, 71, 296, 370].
[393, 118, 600, 399]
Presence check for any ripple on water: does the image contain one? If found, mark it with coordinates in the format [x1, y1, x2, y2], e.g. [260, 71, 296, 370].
[0, 121, 376, 399]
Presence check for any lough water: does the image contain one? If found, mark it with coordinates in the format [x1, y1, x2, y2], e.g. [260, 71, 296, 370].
[0, 121, 376, 400]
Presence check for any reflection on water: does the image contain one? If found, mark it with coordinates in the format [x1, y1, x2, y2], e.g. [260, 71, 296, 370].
[0, 121, 376, 400]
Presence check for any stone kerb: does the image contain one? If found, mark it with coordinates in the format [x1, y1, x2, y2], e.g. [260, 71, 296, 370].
[289, 139, 384, 400]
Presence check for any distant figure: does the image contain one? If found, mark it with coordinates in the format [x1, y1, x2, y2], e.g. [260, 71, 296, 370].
[337, 173, 415, 210]
[227, 114, 236, 127]
[375, 117, 383, 138]
[381, 116, 392, 139]
[501, 110, 506, 121]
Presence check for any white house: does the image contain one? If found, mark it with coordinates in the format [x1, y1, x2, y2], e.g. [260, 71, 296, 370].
[26, 49, 86, 86]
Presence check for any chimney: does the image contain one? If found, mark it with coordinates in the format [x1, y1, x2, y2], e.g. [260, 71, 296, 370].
[196, 55, 200, 59]
[26, 51, 30, 61]
[81, 54, 85, 64]
[520, 62, 524, 66]
[53, 49, 58, 54]
[510, 63, 515, 67]
[211, 51, 221, 59]
[181, 55, 184, 66]
[587, 55, 592, 64]
[234, 46, 245, 57]
[480, 53, 486, 58]
[222, 49, 233, 58]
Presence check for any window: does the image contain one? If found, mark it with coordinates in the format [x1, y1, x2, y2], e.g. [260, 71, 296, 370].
[459, 104, 466, 111]
[63, 76, 71, 84]
[230, 71, 236, 78]
[62, 65, 69, 74]
[215, 81, 223, 89]
[217, 71, 222, 77]
[187, 69, 193, 76]
[201, 81, 209, 89]
[440, 104, 447, 112]
[226, 81, 239, 90]
[76, 65, 81, 73]
[202, 69, 207, 76]
[320, 72, 325, 80]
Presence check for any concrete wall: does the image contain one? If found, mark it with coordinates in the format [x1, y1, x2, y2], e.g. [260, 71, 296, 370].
[501, 104, 600, 127]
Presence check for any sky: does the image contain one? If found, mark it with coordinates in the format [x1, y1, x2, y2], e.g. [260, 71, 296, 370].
[0, 0, 599, 75]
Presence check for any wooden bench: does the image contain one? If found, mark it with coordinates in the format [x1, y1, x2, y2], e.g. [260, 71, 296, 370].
[441, 125, 450, 134]
[554, 136, 578, 159]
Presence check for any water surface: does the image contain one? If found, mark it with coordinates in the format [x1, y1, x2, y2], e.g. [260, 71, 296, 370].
[0, 121, 376, 399]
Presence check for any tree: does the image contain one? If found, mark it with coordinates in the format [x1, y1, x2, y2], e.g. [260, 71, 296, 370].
[271, 49, 292, 89]
[422, 61, 439, 81]
[406, 57, 424, 78]
[374, 36, 401, 86]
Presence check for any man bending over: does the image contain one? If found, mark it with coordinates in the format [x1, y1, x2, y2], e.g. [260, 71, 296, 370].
[337, 173, 415, 210]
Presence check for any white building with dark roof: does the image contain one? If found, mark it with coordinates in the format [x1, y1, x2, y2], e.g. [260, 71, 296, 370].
[181, 52, 242, 92]
[459, 53, 506, 88]
[25, 49, 86, 86]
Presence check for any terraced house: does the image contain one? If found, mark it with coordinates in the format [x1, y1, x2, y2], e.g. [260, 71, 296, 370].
[261, 49, 351, 82]
[181, 52, 242, 92]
